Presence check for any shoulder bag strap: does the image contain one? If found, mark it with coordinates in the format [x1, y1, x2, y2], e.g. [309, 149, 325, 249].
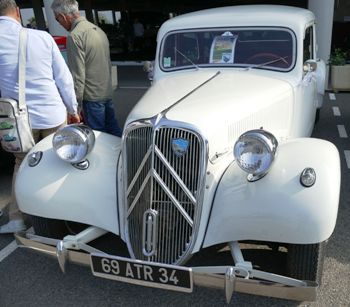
[18, 27, 27, 111]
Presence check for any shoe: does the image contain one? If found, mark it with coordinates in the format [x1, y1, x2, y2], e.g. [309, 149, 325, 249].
[0, 219, 26, 234]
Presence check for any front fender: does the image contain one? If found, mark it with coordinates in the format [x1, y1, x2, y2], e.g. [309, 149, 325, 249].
[15, 131, 121, 234]
[203, 138, 340, 248]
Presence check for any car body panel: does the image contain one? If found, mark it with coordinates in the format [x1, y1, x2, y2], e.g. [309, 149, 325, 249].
[16, 132, 121, 234]
[127, 70, 295, 160]
[156, 6, 314, 49]
[204, 138, 340, 247]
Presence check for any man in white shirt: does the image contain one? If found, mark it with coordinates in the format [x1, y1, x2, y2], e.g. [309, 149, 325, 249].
[0, 0, 80, 233]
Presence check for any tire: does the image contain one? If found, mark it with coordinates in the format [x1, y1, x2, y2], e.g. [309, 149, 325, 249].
[0, 147, 15, 174]
[315, 108, 320, 125]
[287, 241, 326, 284]
[30, 215, 69, 239]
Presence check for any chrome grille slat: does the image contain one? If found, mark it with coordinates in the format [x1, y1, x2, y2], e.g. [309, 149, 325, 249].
[125, 124, 205, 264]
[154, 146, 197, 205]
[153, 170, 194, 226]
[127, 172, 151, 217]
[126, 147, 152, 196]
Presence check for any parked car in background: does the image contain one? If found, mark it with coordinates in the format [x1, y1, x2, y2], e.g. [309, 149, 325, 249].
[15, 5, 340, 303]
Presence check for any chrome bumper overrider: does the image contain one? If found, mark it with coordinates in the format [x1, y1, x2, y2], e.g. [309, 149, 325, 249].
[15, 231, 317, 303]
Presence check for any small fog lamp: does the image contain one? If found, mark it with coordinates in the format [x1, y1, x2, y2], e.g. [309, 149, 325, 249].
[28, 151, 43, 167]
[300, 167, 316, 187]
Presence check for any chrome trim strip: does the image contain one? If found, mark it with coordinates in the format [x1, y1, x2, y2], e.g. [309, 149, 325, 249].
[192, 272, 317, 302]
[142, 209, 158, 257]
[26, 233, 61, 246]
[127, 172, 151, 217]
[126, 147, 152, 197]
[152, 170, 194, 227]
[159, 27, 297, 73]
[15, 232, 90, 266]
[15, 232, 317, 302]
[159, 71, 221, 117]
[154, 146, 197, 205]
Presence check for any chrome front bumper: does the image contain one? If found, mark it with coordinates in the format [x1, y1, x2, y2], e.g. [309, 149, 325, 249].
[15, 231, 317, 303]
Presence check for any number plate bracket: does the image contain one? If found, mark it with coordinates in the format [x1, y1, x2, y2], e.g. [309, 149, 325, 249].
[90, 253, 193, 293]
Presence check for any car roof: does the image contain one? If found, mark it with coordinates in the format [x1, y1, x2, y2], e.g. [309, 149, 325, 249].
[157, 5, 315, 39]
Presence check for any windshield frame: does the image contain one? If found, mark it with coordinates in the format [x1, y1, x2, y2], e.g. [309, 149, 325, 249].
[159, 26, 297, 73]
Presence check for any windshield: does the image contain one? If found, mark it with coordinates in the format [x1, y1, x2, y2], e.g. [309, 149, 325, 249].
[160, 28, 296, 72]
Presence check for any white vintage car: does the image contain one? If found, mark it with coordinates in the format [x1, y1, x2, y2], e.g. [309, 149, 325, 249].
[15, 5, 340, 303]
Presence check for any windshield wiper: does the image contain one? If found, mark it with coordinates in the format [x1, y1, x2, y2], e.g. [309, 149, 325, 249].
[245, 56, 289, 70]
[174, 47, 200, 70]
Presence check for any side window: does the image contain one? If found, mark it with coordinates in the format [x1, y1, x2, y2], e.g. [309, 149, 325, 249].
[303, 26, 314, 61]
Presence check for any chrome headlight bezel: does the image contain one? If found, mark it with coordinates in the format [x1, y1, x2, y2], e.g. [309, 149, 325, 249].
[52, 124, 95, 164]
[233, 129, 278, 181]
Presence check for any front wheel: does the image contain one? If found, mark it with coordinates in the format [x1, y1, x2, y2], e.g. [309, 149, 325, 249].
[30, 216, 69, 239]
[30, 215, 87, 239]
[315, 108, 321, 125]
[286, 241, 326, 284]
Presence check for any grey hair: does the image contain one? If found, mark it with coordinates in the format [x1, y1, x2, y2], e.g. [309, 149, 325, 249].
[51, 0, 79, 15]
[0, 0, 17, 16]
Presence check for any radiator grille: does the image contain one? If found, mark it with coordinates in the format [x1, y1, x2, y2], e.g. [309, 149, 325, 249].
[124, 124, 204, 264]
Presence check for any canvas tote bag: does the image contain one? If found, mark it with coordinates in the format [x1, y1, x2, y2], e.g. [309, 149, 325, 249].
[0, 28, 35, 153]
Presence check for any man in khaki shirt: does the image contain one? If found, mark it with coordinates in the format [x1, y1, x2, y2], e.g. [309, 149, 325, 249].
[51, 0, 122, 137]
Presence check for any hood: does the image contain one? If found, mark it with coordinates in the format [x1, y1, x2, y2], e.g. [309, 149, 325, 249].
[126, 69, 294, 162]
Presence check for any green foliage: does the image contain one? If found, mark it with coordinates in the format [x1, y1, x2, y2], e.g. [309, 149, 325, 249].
[329, 48, 347, 66]
[28, 16, 36, 28]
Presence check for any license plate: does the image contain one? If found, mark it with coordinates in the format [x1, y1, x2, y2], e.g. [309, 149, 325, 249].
[90, 253, 193, 293]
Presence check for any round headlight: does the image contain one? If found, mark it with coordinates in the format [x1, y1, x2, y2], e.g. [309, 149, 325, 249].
[233, 129, 278, 181]
[52, 124, 95, 163]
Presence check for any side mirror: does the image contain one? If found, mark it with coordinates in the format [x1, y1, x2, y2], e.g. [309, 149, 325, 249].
[143, 61, 154, 81]
[303, 60, 317, 73]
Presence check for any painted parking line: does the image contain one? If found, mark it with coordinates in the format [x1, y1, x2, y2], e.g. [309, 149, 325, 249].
[333, 106, 341, 116]
[344, 151, 350, 169]
[329, 93, 336, 100]
[337, 125, 348, 138]
[0, 240, 17, 262]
